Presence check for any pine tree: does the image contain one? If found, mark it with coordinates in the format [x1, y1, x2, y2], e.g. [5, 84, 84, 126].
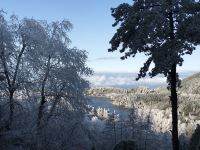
[103, 111, 119, 148]
[109, 1, 200, 149]
[128, 103, 136, 139]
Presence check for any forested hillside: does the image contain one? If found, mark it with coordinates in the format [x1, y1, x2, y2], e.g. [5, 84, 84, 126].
[88, 73, 200, 149]
[180, 72, 200, 94]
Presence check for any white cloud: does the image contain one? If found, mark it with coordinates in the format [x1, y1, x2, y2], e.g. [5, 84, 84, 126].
[85, 71, 197, 89]
[85, 73, 167, 88]
[88, 57, 118, 62]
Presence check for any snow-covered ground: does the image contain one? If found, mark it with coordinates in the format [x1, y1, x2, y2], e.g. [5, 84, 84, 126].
[85, 96, 185, 150]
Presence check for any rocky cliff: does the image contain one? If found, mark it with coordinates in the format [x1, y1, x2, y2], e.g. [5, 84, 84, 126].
[87, 73, 200, 148]
[180, 72, 200, 94]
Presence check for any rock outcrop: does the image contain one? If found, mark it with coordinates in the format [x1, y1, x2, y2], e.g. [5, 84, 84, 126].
[180, 72, 200, 94]
[88, 72, 200, 148]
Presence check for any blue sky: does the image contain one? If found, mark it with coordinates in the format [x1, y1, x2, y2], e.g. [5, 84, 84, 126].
[1, 0, 200, 73]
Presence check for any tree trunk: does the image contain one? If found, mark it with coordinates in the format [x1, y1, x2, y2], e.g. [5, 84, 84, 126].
[8, 90, 14, 128]
[45, 96, 60, 124]
[167, 0, 179, 148]
[37, 55, 51, 129]
[170, 64, 179, 150]
[37, 95, 46, 129]
[1, 42, 26, 129]
[114, 121, 117, 145]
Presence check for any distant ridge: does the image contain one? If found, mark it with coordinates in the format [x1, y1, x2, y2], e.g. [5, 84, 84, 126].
[180, 72, 200, 94]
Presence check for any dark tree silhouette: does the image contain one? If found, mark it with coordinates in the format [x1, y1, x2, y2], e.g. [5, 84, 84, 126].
[109, 0, 200, 149]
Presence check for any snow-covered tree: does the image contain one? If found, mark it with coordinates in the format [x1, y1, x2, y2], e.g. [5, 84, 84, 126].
[103, 111, 119, 149]
[128, 103, 136, 139]
[109, 1, 200, 149]
[0, 11, 93, 149]
[0, 12, 47, 129]
[32, 20, 92, 129]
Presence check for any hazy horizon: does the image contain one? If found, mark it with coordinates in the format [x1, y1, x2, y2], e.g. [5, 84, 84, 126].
[87, 70, 198, 89]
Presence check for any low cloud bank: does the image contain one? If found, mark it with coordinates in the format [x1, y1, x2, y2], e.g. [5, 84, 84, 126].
[86, 73, 166, 89]
[86, 71, 197, 89]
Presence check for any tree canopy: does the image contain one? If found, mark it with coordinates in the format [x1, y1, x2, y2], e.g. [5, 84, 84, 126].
[0, 11, 92, 130]
[109, 1, 200, 149]
[109, 0, 200, 79]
